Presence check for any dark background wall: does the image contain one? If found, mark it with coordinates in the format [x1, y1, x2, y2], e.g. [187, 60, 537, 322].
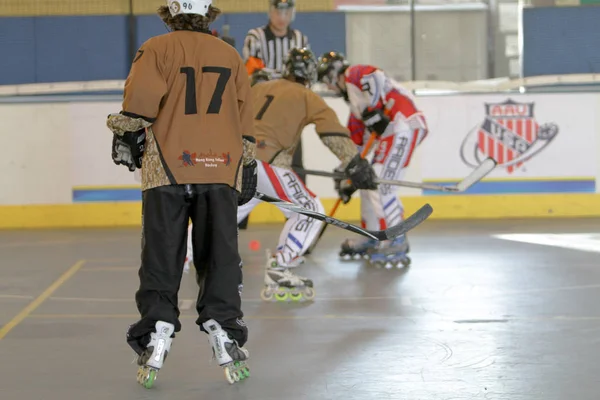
[0, 12, 346, 85]
[522, 6, 600, 76]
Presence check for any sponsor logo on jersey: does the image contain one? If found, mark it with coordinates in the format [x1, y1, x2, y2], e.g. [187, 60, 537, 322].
[179, 150, 231, 168]
[460, 99, 559, 174]
[178, 150, 197, 167]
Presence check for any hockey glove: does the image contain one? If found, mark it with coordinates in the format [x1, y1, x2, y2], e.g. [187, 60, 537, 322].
[238, 159, 258, 206]
[362, 107, 390, 136]
[334, 169, 357, 204]
[111, 129, 146, 171]
[345, 154, 378, 190]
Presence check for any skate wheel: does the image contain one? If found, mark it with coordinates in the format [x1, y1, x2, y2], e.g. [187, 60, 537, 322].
[303, 287, 315, 301]
[401, 257, 412, 267]
[224, 367, 235, 384]
[275, 289, 289, 302]
[260, 287, 274, 301]
[289, 290, 303, 302]
[137, 366, 157, 389]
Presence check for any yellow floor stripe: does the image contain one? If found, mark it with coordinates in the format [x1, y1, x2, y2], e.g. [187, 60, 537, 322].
[0, 259, 86, 340]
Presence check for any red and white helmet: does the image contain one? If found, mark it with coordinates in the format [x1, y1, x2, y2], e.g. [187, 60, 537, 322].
[167, 0, 212, 17]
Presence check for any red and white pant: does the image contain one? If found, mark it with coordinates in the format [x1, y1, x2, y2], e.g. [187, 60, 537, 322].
[186, 161, 324, 268]
[361, 114, 427, 232]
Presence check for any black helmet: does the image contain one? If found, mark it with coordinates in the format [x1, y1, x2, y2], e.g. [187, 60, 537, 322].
[283, 47, 318, 86]
[317, 51, 350, 85]
[251, 69, 271, 86]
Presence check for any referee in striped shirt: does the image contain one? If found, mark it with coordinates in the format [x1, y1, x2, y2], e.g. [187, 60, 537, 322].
[243, 0, 309, 78]
[239, 0, 309, 229]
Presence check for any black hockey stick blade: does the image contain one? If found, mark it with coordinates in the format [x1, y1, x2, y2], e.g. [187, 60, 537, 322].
[254, 192, 433, 241]
[381, 203, 433, 240]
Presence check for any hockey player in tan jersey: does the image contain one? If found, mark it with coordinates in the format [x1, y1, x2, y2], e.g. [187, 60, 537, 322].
[106, 0, 253, 387]
[241, 48, 377, 302]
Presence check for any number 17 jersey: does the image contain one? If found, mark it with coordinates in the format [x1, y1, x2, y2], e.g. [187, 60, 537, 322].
[121, 30, 254, 191]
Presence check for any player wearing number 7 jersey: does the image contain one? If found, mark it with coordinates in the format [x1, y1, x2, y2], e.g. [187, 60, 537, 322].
[106, 0, 254, 387]
[186, 47, 378, 302]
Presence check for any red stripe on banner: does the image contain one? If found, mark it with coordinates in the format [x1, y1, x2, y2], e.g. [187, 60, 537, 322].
[488, 135, 495, 161]
[478, 130, 485, 154]
[263, 163, 292, 202]
[361, 220, 366, 229]
[526, 119, 532, 143]
[379, 218, 387, 230]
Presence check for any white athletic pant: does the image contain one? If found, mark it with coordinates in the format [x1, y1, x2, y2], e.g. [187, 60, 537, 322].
[361, 114, 427, 232]
[186, 161, 325, 267]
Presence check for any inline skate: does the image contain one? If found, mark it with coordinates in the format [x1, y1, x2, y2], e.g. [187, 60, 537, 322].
[260, 250, 315, 302]
[135, 321, 175, 389]
[339, 237, 379, 260]
[202, 319, 250, 384]
[367, 234, 411, 269]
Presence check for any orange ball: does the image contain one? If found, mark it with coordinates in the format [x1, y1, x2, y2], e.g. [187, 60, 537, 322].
[249, 240, 261, 251]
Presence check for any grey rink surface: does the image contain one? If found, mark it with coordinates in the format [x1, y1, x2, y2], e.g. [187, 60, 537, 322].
[1, 218, 600, 400]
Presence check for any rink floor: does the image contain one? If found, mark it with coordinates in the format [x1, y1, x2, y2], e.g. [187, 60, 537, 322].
[2, 217, 600, 399]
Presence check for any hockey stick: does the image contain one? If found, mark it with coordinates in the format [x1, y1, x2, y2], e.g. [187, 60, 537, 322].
[299, 157, 497, 193]
[254, 191, 433, 241]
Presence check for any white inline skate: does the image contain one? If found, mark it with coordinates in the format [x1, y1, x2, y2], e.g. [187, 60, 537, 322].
[367, 234, 411, 269]
[135, 321, 175, 389]
[202, 319, 250, 384]
[339, 237, 379, 260]
[260, 250, 315, 302]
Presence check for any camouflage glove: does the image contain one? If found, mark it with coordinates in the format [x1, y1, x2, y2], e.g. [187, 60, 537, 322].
[238, 136, 258, 206]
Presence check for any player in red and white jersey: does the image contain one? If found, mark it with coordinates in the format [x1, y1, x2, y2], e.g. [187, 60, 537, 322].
[317, 51, 429, 268]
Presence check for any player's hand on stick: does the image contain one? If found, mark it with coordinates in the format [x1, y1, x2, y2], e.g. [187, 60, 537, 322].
[334, 170, 357, 204]
[345, 154, 378, 190]
[362, 107, 390, 136]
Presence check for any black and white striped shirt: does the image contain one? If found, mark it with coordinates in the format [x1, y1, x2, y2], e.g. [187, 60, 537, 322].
[243, 25, 309, 78]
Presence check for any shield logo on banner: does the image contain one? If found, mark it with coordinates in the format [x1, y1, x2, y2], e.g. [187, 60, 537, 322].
[460, 99, 559, 173]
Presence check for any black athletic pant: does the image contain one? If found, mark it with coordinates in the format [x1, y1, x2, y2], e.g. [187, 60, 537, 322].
[128, 183, 248, 349]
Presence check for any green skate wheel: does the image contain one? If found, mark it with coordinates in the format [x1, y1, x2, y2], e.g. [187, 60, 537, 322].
[290, 290, 302, 302]
[137, 367, 157, 389]
[242, 367, 250, 378]
[144, 369, 157, 389]
[275, 292, 289, 301]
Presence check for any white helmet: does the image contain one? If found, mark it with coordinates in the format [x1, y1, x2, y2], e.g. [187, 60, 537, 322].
[167, 0, 212, 17]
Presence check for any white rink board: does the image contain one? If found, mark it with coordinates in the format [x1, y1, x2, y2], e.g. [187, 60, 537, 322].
[0, 91, 598, 206]
[416, 93, 599, 180]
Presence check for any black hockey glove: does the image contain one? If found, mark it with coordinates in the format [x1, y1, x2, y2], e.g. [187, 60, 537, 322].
[238, 159, 258, 206]
[111, 129, 146, 171]
[334, 170, 357, 204]
[345, 154, 378, 190]
[362, 107, 390, 136]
